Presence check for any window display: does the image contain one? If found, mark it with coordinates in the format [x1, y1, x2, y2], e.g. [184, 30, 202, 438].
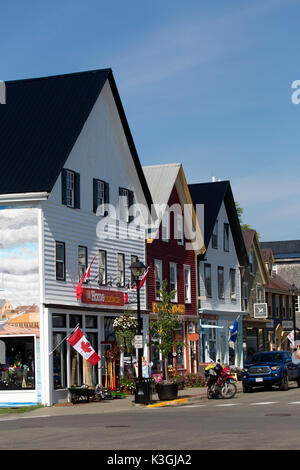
[0, 336, 35, 390]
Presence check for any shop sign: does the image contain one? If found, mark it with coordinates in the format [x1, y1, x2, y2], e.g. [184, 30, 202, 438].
[282, 321, 293, 330]
[82, 288, 124, 307]
[199, 314, 218, 320]
[254, 303, 268, 319]
[189, 333, 199, 341]
[152, 302, 185, 314]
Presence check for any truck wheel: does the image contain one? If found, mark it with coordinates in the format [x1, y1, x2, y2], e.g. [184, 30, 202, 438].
[279, 373, 289, 391]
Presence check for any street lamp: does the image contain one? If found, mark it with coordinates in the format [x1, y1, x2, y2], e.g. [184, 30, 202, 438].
[290, 284, 298, 346]
[129, 258, 147, 403]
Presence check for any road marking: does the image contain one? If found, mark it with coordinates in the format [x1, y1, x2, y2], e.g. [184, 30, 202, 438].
[182, 405, 206, 408]
[250, 402, 278, 406]
[215, 403, 240, 407]
[288, 402, 300, 405]
[0, 414, 50, 422]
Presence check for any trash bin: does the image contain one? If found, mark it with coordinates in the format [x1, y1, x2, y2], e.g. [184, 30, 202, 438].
[134, 378, 154, 404]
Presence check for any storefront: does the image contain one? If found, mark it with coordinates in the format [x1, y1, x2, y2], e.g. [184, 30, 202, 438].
[0, 326, 41, 407]
[242, 318, 268, 362]
[47, 293, 150, 405]
[149, 304, 199, 377]
[198, 312, 244, 368]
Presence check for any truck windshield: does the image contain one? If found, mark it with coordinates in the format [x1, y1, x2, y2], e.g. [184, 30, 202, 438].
[252, 353, 283, 363]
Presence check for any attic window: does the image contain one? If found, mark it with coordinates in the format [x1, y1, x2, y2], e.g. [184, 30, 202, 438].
[62, 169, 80, 209]
[223, 223, 229, 252]
[119, 187, 134, 223]
[212, 220, 218, 249]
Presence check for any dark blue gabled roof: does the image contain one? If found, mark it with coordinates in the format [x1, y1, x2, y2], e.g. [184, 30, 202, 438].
[0, 69, 153, 210]
[188, 180, 248, 266]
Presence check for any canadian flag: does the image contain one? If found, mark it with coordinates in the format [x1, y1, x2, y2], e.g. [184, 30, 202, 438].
[67, 326, 100, 365]
[76, 255, 96, 300]
[124, 266, 149, 304]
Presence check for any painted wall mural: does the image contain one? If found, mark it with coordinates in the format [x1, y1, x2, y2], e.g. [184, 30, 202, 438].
[0, 207, 41, 398]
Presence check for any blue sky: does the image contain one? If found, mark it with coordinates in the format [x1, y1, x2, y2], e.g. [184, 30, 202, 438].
[1, 0, 300, 241]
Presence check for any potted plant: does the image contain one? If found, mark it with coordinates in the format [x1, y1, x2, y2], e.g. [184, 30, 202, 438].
[149, 280, 184, 400]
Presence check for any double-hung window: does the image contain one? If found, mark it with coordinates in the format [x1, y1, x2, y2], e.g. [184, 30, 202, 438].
[217, 266, 225, 300]
[177, 213, 184, 245]
[223, 223, 229, 252]
[212, 220, 218, 249]
[56, 241, 65, 281]
[230, 268, 236, 300]
[154, 259, 163, 300]
[61, 169, 80, 209]
[161, 211, 169, 242]
[169, 262, 177, 301]
[93, 179, 109, 216]
[249, 249, 254, 275]
[204, 263, 212, 298]
[117, 253, 125, 287]
[243, 283, 248, 311]
[78, 246, 87, 282]
[98, 250, 107, 286]
[119, 188, 134, 223]
[184, 265, 191, 303]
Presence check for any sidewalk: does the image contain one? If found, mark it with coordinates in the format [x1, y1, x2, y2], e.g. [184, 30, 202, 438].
[17, 381, 243, 418]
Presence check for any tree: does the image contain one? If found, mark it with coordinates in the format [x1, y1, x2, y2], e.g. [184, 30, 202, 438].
[235, 201, 260, 238]
[149, 279, 183, 381]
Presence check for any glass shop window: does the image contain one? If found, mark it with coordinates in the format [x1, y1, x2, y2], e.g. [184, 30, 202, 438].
[0, 336, 35, 390]
[53, 332, 67, 390]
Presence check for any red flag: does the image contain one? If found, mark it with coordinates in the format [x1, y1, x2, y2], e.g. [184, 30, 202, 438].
[67, 326, 100, 365]
[76, 255, 96, 300]
[138, 266, 149, 289]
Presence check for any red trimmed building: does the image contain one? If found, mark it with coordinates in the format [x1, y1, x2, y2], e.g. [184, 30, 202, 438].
[143, 163, 204, 376]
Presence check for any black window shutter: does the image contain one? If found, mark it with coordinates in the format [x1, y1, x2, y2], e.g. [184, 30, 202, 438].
[93, 178, 98, 213]
[128, 190, 134, 223]
[61, 169, 67, 206]
[104, 182, 109, 216]
[74, 172, 80, 209]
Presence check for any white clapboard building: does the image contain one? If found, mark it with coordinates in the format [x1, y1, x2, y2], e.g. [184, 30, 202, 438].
[0, 69, 153, 406]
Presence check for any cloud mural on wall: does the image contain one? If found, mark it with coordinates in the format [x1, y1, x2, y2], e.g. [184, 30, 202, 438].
[0, 207, 40, 308]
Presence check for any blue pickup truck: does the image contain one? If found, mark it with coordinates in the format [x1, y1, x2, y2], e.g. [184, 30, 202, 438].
[242, 351, 300, 392]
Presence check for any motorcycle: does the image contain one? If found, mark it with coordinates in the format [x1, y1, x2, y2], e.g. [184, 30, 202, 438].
[205, 364, 237, 399]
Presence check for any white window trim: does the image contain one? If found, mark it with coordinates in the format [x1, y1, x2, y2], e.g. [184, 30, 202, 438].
[119, 188, 129, 223]
[161, 211, 169, 242]
[154, 259, 163, 300]
[184, 264, 191, 304]
[169, 262, 178, 302]
[177, 213, 184, 246]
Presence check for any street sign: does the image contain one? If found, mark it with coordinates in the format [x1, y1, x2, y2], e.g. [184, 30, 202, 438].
[254, 303, 268, 319]
[133, 335, 143, 349]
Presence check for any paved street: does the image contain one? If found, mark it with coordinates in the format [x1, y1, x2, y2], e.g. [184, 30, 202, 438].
[1, 385, 300, 450]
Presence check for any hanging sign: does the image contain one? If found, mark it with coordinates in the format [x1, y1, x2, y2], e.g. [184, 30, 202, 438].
[254, 303, 268, 319]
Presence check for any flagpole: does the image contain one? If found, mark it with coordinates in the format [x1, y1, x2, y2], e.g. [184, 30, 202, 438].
[49, 323, 80, 356]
